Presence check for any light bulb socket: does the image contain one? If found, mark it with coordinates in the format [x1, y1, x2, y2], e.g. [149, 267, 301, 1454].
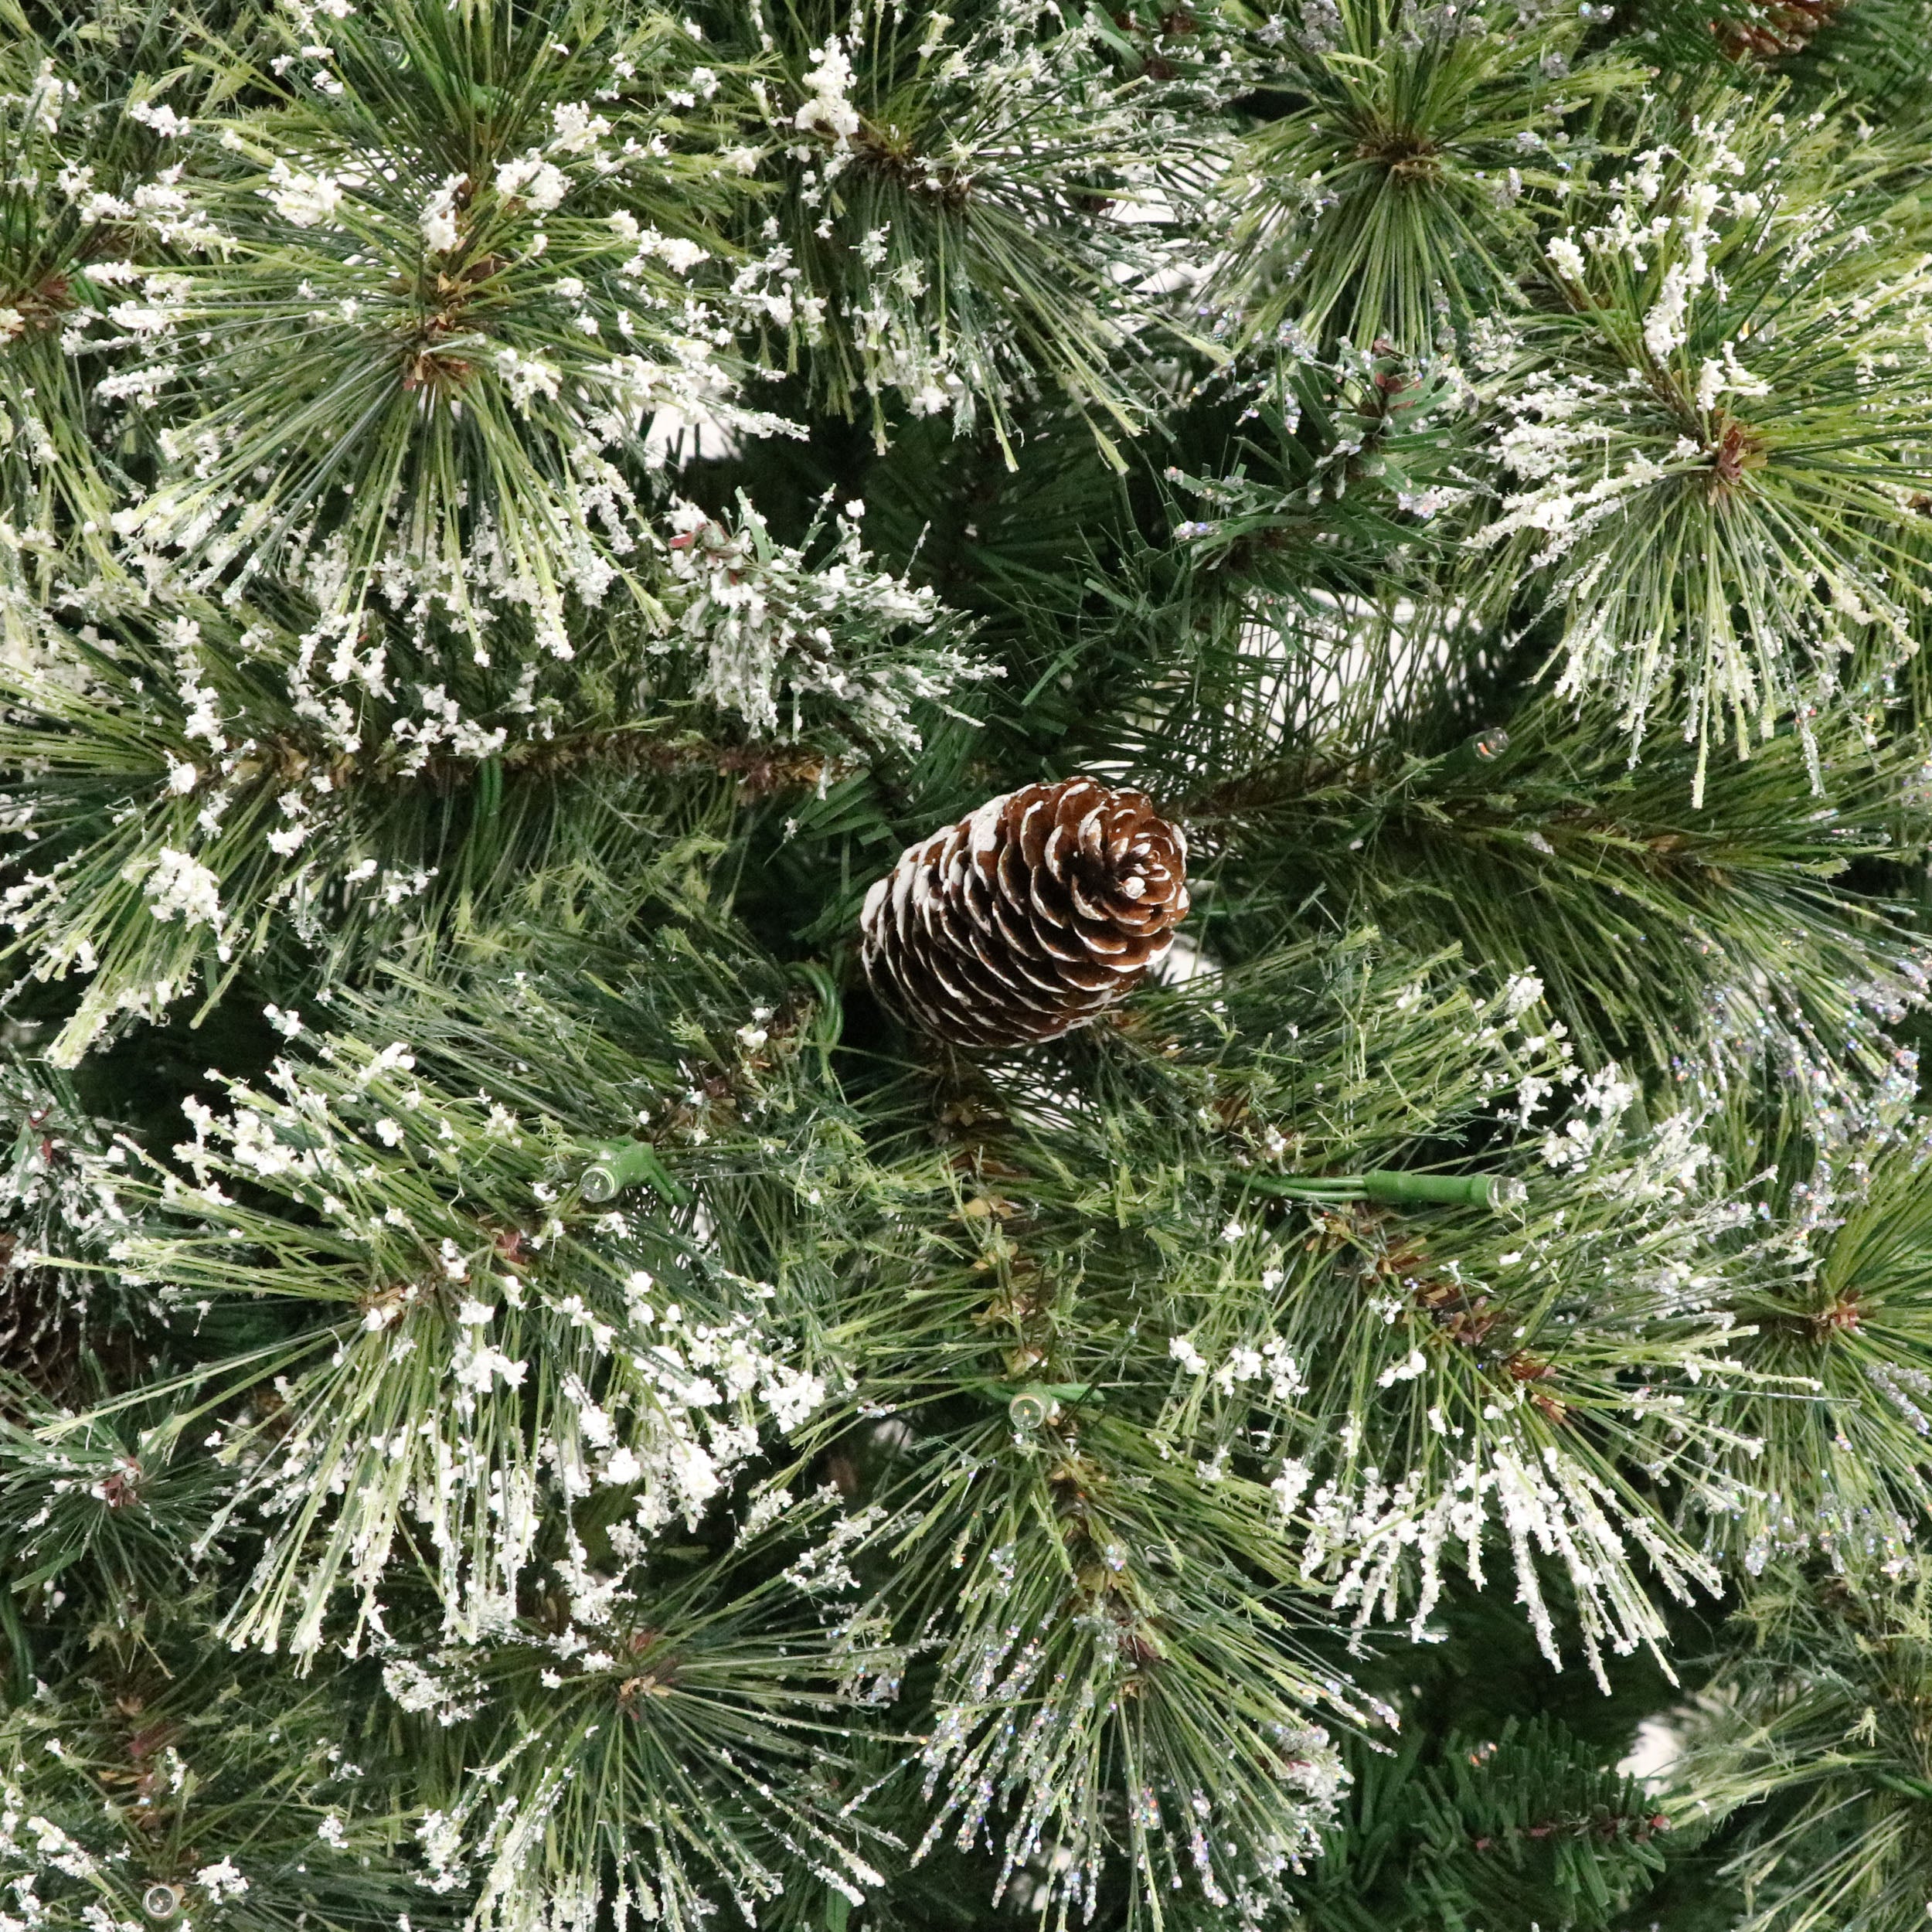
[1441, 726, 1511, 777]
[580, 1141, 688, 1206]
[1355, 1171, 1502, 1208]
[1008, 1388, 1055, 1430]
[1253, 1171, 1529, 1213]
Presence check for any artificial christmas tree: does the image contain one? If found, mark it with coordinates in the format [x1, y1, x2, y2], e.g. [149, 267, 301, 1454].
[9, 1, 1932, 1929]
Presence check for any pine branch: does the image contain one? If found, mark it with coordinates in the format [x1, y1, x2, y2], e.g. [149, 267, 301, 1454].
[1665, 1573, 1932, 1932]
[0, 1628, 445, 1932]
[0, 1049, 148, 1401]
[1699, 1113, 1932, 1579]
[1211, 0, 1646, 355]
[1464, 87, 1932, 794]
[1287, 1716, 1674, 1932]
[0, 502, 978, 1062]
[86, 930, 842, 1658]
[722, 0, 1232, 464]
[103, 0, 760, 643]
[1191, 682, 1930, 1123]
[0, 1379, 229, 1612]
[0, 12, 188, 642]
[409, 1556, 903, 1932]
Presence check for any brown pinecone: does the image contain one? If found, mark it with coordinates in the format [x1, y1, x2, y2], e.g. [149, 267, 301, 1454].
[859, 777, 1189, 1049]
[1716, 0, 1842, 56]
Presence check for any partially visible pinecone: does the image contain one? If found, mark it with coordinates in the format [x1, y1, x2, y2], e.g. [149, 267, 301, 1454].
[859, 777, 1189, 1049]
[1716, 0, 1843, 57]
